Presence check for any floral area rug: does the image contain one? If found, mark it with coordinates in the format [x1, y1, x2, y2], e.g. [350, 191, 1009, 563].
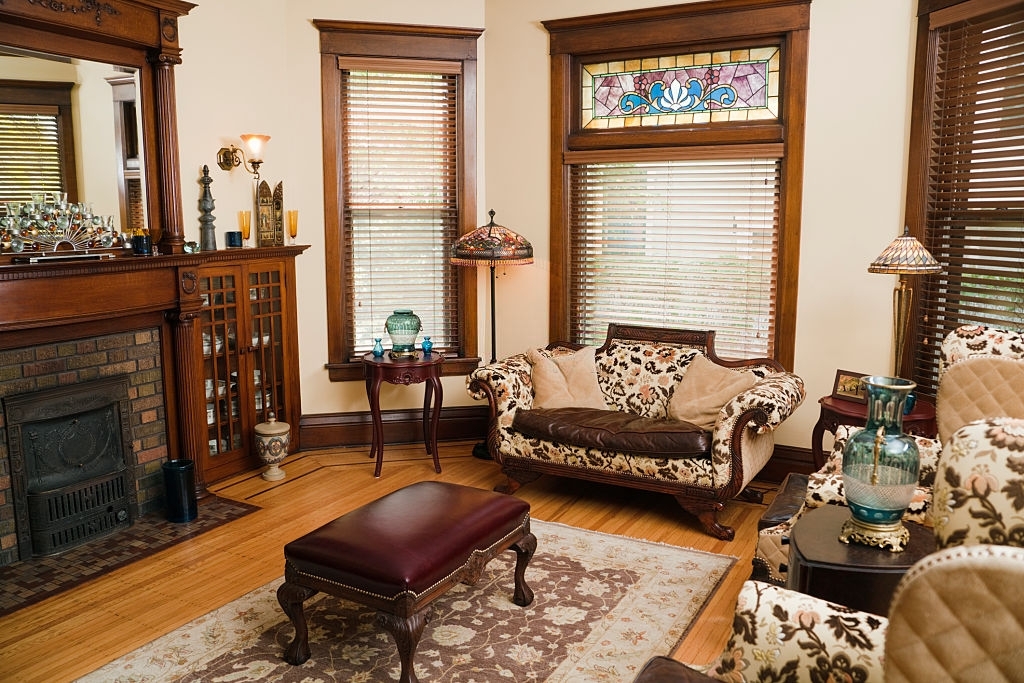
[78, 519, 735, 682]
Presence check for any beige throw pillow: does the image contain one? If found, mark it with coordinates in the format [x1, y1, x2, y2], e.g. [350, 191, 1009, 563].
[668, 354, 757, 430]
[527, 346, 606, 410]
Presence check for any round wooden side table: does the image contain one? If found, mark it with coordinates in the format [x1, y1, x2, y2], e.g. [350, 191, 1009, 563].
[362, 351, 445, 478]
[786, 505, 935, 616]
[811, 394, 936, 468]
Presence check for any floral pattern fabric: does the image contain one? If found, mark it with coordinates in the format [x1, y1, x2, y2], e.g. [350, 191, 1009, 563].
[699, 580, 887, 683]
[938, 324, 1024, 378]
[932, 417, 1024, 549]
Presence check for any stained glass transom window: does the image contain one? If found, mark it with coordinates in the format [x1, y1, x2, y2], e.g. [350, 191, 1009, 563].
[582, 47, 780, 129]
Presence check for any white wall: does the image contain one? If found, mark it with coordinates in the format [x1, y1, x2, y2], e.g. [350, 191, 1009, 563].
[174, 0, 918, 448]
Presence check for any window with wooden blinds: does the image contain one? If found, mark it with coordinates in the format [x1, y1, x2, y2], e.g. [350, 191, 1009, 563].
[318, 21, 481, 381]
[908, 1, 1024, 396]
[569, 157, 780, 358]
[544, 0, 810, 367]
[341, 67, 460, 360]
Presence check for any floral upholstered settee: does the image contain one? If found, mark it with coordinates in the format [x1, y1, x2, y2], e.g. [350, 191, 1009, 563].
[467, 323, 805, 540]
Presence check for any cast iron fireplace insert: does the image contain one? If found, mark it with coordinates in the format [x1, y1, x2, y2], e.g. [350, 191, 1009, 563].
[4, 376, 138, 559]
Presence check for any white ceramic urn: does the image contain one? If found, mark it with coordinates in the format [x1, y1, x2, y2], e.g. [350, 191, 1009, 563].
[254, 412, 290, 481]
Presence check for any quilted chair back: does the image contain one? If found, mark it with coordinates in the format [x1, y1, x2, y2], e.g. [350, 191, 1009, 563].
[884, 544, 1024, 683]
[932, 417, 1024, 549]
[936, 325, 1024, 444]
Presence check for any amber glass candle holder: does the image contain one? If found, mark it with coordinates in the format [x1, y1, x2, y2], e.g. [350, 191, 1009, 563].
[238, 210, 252, 245]
[286, 210, 298, 244]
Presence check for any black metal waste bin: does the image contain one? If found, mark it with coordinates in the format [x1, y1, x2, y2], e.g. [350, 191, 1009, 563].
[163, 459, 198, 523]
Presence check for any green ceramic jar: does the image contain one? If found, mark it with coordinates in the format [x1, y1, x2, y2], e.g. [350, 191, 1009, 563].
[385, 309, 421, 353]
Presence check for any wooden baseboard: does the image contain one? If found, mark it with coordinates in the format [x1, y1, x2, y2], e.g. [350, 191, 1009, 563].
[298, 405, 489, 450]
[758, 443, 815, 483]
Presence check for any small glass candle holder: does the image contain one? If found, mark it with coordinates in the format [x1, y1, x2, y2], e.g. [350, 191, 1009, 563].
[238, 210, 252, 246]
[286, 209, 298, 245]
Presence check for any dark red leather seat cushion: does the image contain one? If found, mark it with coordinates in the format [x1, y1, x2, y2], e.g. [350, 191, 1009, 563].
[284, 481, 529, 598]
[513, 407, 710, 458]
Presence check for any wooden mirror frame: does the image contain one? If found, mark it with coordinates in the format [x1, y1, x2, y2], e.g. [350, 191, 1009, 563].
[0, 0, 195, 255]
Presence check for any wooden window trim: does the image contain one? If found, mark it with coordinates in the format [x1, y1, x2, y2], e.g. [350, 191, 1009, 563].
[316, 21, 482, 381]
[544, 0, 810, 369]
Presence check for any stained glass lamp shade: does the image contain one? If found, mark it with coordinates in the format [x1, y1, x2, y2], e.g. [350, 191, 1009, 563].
[868, 227, 942, 378]
[451, 210, 533, 364]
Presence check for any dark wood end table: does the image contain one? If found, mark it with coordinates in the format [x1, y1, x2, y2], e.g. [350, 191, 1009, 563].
[362, 351, 445, 478]
[811, 394, 936, 468]
[786, 504, 935, 616]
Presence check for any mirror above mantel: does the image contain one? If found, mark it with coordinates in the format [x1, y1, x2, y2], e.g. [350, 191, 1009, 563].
[0, 0, 196, 261]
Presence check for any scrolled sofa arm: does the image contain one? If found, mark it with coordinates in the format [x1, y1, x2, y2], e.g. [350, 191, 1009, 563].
[467, 352, 534, 411]
[467, 353, 535, 457]
[705, 371, 805, 492]
[719, 371, 806, 435]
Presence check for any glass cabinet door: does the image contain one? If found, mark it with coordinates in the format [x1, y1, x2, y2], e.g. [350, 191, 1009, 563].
[248, 267, 287, 426]
[197, 259, 293, 483]
[200, 269, 247, 480]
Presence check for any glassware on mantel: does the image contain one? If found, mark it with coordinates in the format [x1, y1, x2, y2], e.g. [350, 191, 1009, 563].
[238, 210, 252, 246]
[286, 210, 299, 244]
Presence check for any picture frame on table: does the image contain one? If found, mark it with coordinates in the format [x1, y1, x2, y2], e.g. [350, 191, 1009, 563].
[831, 369, 868, 403]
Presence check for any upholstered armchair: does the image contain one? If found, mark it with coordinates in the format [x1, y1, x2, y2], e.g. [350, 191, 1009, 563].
[633, 544, 1024, 683]
[635, 419, 1024, 682]
[754, 324, 1024, 583]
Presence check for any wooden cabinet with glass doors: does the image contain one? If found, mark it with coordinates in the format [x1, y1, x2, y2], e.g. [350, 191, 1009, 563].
[196, 249, 303, 483]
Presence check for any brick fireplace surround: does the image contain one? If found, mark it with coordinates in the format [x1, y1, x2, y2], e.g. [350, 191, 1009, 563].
[0, 330, 168, 567]
[0, 254, 216, 570]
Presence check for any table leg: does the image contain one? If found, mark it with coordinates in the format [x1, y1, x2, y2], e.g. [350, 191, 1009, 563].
[428, 374, 442, 473]
[369, 374, 385, 477]
[422, 379, 432, 455]
[365, 374, 376, 462]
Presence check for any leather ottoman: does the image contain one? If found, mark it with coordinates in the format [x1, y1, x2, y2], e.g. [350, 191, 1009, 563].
[277, 481, 537, 683]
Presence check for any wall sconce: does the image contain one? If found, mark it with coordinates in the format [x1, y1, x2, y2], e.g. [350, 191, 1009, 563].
[216, 134, 270, 180]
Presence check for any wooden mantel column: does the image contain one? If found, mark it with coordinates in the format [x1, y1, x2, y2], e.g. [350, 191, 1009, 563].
[171, 267, 208, 496]
[153, 11, 187, 255]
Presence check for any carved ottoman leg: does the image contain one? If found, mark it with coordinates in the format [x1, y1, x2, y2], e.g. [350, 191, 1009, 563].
[376, 607, 431, 683]
[511, 532, 536, 606]
[277, 581, 318, 665]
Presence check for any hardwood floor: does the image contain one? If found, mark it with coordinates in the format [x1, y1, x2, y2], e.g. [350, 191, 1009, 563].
[0, 441, 778, 682]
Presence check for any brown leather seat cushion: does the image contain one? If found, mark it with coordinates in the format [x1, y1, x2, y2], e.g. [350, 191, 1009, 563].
[513, 407, 710, 458]
[284, 481, 530, 599]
